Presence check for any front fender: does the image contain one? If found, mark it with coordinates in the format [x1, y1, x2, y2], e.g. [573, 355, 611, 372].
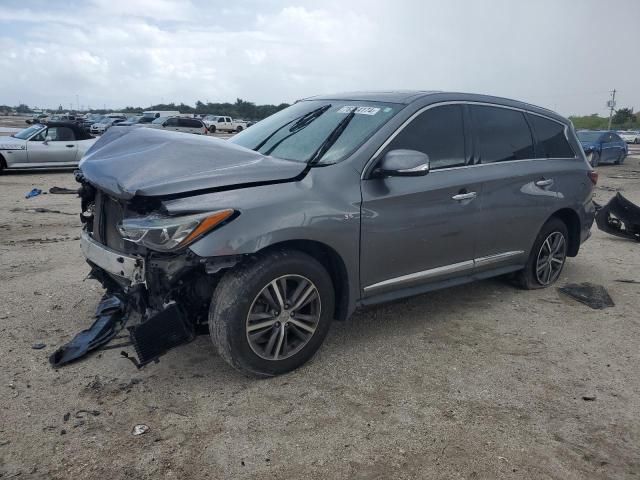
[162, 166, 363, 314]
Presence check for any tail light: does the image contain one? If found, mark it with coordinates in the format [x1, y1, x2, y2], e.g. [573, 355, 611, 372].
[588, 170, 598, 185]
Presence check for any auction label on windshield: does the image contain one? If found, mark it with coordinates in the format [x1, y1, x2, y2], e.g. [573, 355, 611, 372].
[337, 106, 380, 115]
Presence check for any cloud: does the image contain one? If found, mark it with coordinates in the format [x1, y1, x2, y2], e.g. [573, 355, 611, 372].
[0, 0, 638, 115]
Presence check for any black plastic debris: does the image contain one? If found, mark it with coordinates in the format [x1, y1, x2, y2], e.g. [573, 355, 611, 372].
[558, 283, 615, 310]
[49, 186, 78, 195]
[31, 343, 46, 350]
[49, 293, 126, 367]
[595, 192, 640, 242]
[129, 303, 195, 367]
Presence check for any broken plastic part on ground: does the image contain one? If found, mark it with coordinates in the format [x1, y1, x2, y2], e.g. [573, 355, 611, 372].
[595, 192, 640, 242]
[558, 282, 615, 310]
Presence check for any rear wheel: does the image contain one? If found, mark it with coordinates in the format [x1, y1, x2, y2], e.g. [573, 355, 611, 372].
[515, 217, 568, 290]
[209, 250, 334, 377]
[589, 151, 600, 167]
[615, 150, 626, 165]
[208, 125, 216, 133]
[236, 126, 243, 132]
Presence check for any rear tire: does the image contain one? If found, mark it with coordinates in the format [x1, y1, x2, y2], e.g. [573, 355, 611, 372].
[236, 126, 243, 132]
[209, 249, 334, 377]
[615, 151, 625, 165]
[589, 151, 600, 167]
[514, 217, 568, 290]
[208, 125, 216, 133]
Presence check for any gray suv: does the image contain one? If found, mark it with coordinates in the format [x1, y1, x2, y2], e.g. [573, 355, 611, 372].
[72, 91, 596, 376]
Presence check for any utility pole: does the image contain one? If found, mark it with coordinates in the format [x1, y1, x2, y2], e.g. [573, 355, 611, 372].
[607, 89, 616, 130]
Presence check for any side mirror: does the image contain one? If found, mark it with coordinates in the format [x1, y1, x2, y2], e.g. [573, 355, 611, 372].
[43, 136, 52, 145]
[374, 149, 430, 177]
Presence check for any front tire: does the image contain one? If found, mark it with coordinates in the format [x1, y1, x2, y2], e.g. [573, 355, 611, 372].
[209, 250, 334, 377]
[236, 126, 243, 132]
[208, 125, 216, 133]
[515, 217, 568, 290]
[615, 151, 626, 165]
[589, 151, 600, 167]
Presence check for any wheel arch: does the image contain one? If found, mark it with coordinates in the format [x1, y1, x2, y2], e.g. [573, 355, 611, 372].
[257, 239, 350, 321]
[0, 153, 6, 172]
[549, 208, 581, 257]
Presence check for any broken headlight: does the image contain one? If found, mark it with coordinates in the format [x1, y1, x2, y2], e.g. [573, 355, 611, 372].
[117, 209, 235, 251]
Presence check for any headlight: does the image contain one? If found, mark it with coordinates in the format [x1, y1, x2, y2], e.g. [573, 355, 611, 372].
[117, 209, 235, 251]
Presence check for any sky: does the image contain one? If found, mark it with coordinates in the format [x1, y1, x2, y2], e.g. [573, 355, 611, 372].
[0, 0, 638, 116]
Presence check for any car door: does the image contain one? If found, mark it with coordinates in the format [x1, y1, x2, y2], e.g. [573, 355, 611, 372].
[610, 133, 626, 160]
[26, 126, 78, 164]
[599, 132, 616, 161]
[164, 117, 180, 132]
[360, 104, 480, 297]
[469, 106, 569, 271]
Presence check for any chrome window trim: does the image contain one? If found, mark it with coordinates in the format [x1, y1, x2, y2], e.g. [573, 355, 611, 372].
[364, 250, 525, 293]
[362, 101, 577, 179]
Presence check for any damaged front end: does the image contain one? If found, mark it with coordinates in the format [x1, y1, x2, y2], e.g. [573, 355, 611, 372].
[595, 192, 640, 242]
[50, 172, 239, 368]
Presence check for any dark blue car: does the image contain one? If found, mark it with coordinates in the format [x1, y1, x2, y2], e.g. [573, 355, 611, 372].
[577, 130, 628, 167]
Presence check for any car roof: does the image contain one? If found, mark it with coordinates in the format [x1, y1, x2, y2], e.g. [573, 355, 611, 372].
[304, 90, 566, 122]
[44, 121, 94, 140]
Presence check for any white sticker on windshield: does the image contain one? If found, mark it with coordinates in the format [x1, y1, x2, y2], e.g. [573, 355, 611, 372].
[337, 106, 380, 115]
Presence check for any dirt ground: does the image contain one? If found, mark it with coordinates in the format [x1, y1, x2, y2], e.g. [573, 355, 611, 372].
[1, 154, 639, 479]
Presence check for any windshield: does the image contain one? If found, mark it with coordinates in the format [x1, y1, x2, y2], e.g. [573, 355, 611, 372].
[229, 100, 402, 163]
[152, 116, 168, 124]
[12, 125, 45, 140]
[577, 131, 603, 142]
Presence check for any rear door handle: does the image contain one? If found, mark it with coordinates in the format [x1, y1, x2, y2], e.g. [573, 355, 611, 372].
[65, 144, 74, 148]
[535, 179, 554, 187]
[452, 191, 477, 201]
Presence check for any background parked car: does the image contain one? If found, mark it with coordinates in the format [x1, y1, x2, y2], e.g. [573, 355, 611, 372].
[618, 130, 640, 144]
[113, 115, 146, 126]
[146, 116, 207, 134]
[0, 121, 96, 172]
[577, 130, 627, 166]
[25, 113, 49, 125]
[202, 115, 247, 133]
[90, 116, 120, 134]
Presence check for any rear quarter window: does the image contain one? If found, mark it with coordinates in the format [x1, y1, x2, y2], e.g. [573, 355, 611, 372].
[526, 114, 575, 159]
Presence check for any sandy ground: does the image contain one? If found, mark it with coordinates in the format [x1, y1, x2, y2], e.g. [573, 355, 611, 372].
[0, 154, 639, 479]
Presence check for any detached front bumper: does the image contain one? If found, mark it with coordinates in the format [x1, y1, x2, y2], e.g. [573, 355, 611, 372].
[80, 231, 145, 284]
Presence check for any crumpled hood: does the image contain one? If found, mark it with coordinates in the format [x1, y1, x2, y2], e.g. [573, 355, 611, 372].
[79, 126, 306, 199]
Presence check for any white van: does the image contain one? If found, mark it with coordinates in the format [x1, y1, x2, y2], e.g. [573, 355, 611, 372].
[142, 111, 181, 121]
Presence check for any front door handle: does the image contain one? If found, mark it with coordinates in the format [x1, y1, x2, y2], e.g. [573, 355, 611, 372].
[66, 144, 74, 148]
[535, 179, 554, 188]
[452, 191, 477, 201]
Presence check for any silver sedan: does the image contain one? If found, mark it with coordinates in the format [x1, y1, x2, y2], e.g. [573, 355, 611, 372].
[0, 122, 97, 172]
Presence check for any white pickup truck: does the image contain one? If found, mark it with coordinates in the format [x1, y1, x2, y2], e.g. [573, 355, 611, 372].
[202, 115, 247, 133]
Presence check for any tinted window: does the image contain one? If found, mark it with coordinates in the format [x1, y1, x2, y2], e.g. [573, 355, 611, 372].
[471, 106, 534, 163]
[611, 134, 623, 142]
[385, 105, 466, 170]
[47, 127, 75, 141]
[527, 114, 574, 158]
[164, 118, 178, 127]
[179, 118, 202, 128]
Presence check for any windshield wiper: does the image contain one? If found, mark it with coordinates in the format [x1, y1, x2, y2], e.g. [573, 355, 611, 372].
[306, 107, 357, 166]
[254, 104, 331, 153]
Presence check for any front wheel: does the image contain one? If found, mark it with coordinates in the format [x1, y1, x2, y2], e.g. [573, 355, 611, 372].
[208, 125, 216, 133]
[236, 126, 243, 132]
[588, 151, 600, 167]
[209, 250, 334, 377]
[615, 151, 626, 165]
[514, 217, 568, 290]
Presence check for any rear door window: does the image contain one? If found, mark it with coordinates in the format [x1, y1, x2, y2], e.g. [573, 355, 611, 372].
[385, 105, 467, 170]
[165, 118, 179, 127]
[526, 114, 575, 158]
[470, 105, 534, 163]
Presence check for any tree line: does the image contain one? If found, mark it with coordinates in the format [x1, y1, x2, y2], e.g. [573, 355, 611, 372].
[569, 107, 640, 130]
[0, 98, 291, 121]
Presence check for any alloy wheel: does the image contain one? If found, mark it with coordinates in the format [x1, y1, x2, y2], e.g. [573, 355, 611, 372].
[246, 274, 321, 360]
[535, 231, 567, 285]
